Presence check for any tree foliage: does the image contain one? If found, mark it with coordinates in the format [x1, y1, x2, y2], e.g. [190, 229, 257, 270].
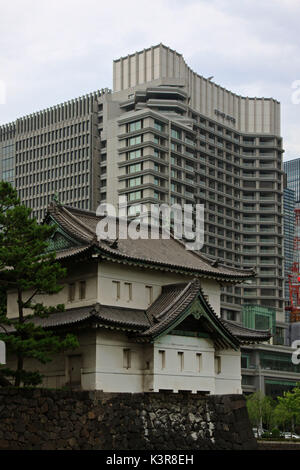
[247, 384, 300, 437]
[275, 384, 300, 434]
[246, 391, 275, 430]
[0, 182, 79, 387]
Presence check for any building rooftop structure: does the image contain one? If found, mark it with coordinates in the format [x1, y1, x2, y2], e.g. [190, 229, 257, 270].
[2, 203, 271, 394]
[46, 202, 255, 282]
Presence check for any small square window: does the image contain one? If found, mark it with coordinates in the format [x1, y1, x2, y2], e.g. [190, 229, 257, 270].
[159, 350, 166, 369]
[215, 356, 221, 375]
[79, 281, 86, 300]
[124, 282, 132, 301]
[146, 285, 153, 305]
[196, 353, 202, 372]
[68, 283, 75, 302]
[112, 280, 121, 300]
[178, 351, 184, 371]
[123, 349, 131, 369]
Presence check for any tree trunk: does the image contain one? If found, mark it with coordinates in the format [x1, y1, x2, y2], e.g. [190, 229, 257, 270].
[14, 355, 23, 387]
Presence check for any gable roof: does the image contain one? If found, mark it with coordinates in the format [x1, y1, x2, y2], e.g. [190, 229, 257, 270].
[136, 279, 271, 348]
[3, 280, 271, 348]
[138, 279, 241, 348]
[45, 202, 255, 283]
[219, 319, 273, 344]
[3, 304, 149, 334]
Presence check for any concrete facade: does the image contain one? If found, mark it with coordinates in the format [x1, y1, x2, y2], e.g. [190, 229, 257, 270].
[241, 343, 300, 397]
[0, 90, 111, 221]
[113, 44, 280, 134]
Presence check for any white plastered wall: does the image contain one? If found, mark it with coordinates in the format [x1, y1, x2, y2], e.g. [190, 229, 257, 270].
[4, 331, 97, 390]
[97, 261, 220, 313]
[214, 349, 242, 395]
[4, 258, 241, 394]
[93, 331, 242, 395]
[6, 262, 98, 319]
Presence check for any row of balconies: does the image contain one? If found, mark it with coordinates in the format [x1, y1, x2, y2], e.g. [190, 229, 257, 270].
[198, 132, 280, 152]
[119, 128, 281, 172]
[195, 120, 281, 146]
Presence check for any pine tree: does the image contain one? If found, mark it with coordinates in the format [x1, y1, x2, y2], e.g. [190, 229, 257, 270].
[0, 182, 79, 387]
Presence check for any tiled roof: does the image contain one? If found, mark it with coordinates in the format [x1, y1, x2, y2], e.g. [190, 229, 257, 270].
[4, 304, 149, 333]
[140, 279, 242, 349]
[55, 245, 92, 260]
[92, 304, 149, 330]
[3, 306, 94, 333]
[143, 280, 203, 338]
[45, 203, 255, 282]
[220, 319, 272, 343]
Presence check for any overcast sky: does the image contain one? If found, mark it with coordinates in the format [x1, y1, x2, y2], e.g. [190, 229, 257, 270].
[0, 0, 299, 160]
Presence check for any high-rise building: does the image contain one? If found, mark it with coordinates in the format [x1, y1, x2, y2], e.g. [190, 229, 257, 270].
[0, 89, 111, 221]
[0, 44, 286, 329]
[0, 44, 291, 394]
[284, 158, 300, 203]
[283, 187, 295, 320]
[100, 45, 284, 334]
[0, 123, 15, 187]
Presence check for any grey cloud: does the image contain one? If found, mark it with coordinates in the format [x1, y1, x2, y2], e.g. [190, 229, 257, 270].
[0, 0, 299, 158]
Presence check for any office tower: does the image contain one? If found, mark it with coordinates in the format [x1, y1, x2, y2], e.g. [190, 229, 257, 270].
[99, 45, 297, 397]
[0, 44, 285, 343]
[283, 188, 295, 321]
[0, 90, 111, 221]
[96, 45, 284, 337]
[284, 158, 300, 203]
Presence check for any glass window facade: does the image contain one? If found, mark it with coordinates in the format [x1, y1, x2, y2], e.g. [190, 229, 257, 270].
[260, 352, 300, 373]
[0, 140, 15, 186]
[283, 187, 295, 320]
[0, 90, 106, 222]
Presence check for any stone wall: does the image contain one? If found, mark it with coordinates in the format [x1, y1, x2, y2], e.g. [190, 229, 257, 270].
[0, 389, 257, 450]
